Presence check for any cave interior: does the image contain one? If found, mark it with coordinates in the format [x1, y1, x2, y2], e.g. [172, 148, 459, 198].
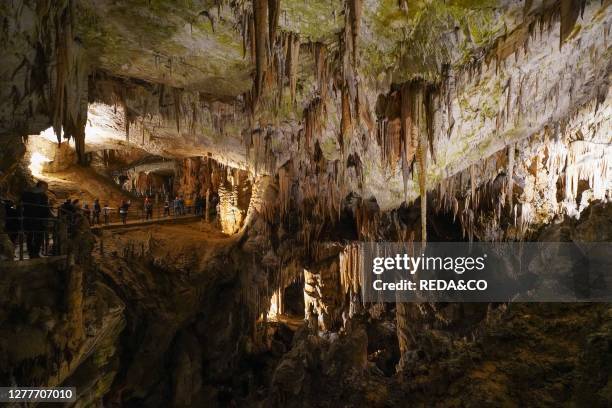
[0, 0, 611, 406]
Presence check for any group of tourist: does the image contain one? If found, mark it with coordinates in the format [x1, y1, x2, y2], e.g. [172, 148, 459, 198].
[161, 194, 211, 217]
[3, 184, 222, 259]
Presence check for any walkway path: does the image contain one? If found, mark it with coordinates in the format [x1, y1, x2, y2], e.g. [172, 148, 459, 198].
[91, 214, 205, 231]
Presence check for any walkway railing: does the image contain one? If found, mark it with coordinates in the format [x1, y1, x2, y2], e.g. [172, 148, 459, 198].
[3, 198, 210, 261]
[3, 200, 65, 261]
[95, 204, 204, 225]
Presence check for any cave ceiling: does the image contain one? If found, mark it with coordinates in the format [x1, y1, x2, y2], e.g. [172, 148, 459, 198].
[0, 0, 610, 220]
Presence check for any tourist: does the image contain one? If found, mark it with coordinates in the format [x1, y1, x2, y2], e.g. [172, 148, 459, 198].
[21, 181, 51, 258]
[60, 198, 74, 218]
[173, 196, 181, 216]
[119, 200, 130, 224]
[179, 195, 186, 215]
[83, 203, 91, 222]
[163, 200, 170, 216]
[195, 194, 204, 216]
[145, 197, 154, 220]
[102, 203, 111, 224]
[92, 199, 101, 224]
[3, 199, 18, 244]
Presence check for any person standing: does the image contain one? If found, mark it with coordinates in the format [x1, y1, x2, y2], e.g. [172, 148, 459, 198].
[60, 198, 74, 220]
[144, 197, 154, 220]
[103, 203, 111, 224]
[195, 194, 203, 216]
[92, 199, 101, 225]
[4, 199, 18, 244]
[83, 203, 91, 222]
[163, 199, 170, 217]
[21, 181, 51, 258]
[173, 196, 181, 216]
[119, 200, 130, 224]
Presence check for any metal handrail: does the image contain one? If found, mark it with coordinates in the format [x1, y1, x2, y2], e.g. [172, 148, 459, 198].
[3, 196, 212, 261]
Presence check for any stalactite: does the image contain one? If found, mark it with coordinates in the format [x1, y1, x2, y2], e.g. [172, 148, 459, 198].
[339, 243, 361, 298]
[507, 144, 515, 213]
[173, 88, 182, 134]
[424, 86, 436, 164]
[415, 91, 427, 245]
[51, 0, 73, 142]
[348, 0, 363, 68]
[275, 32, 288, 108]
[303, 97, 324, 153]
[312, 43, 328, 98]
[560, 0, 584, 46]
[248, 9, 256, 64]
[268, 0, 280, 53]
[253, 0, 269, 100]
[278, 165, 292, 221]
[286, 32, 300, 105]
[400, 83, 417, 169]
[339, 83, 352, 152]
[470, 164, 476, 208]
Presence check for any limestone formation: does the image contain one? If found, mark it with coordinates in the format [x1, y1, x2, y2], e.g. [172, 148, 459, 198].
[0, 0, 610, 406]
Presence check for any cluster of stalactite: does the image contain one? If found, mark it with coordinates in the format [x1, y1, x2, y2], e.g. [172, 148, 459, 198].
[8, 0, 91, 164]
[54, 1, 89, 165]
[244, 126, 278, 176]
[375, 81, 436, 243]
[233, 0, 606, 338]
[122, 170, 168, 197]
[434, 149, 509, 242]
[238, 0, 304, 113]
[242, 0, 608, 365]
[453, 0, 588, 81]
[339, 242, 361, 301]
[174, 156, 224, 199]
[224, 1, 369, 258]
[300, 242, 360, 332]
[173, 156, 254, 232]
[433, 96, 611, 241]
[90, 72, 244, 147]
[297, 242, 365, 333]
